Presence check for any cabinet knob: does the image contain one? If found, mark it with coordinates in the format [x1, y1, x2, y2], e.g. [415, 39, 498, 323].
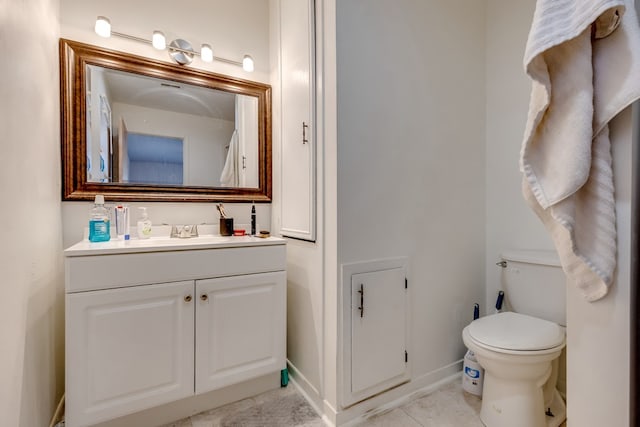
[184, 295, 192, 303]
[200, 294, 209, 302]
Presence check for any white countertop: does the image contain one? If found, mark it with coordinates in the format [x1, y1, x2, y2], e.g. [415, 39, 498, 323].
[64, 235, 286, 257]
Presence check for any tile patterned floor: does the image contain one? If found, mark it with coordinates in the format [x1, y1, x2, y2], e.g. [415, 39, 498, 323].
[353, 381, 484, 427]
[163, 385, 324, 427]
[165, 380, 567, 426]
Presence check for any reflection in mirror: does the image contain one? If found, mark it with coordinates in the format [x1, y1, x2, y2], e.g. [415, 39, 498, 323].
[86, 65, 259, 188]
[60, 39, 271, 202]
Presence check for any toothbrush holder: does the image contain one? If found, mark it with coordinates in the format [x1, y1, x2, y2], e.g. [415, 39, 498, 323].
[219, 218, 234, 236]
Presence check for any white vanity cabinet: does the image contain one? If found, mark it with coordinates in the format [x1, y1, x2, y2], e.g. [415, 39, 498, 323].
[64, 236, 286, 427]
[195, 272, 286, 393]
[66, 280, 195, 426]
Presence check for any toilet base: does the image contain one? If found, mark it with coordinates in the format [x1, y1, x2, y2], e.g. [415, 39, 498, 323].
[544, 389, 566, 427]
[479, 375, 566, 427]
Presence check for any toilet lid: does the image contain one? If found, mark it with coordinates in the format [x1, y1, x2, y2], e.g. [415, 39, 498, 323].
[468, 312, 565, 351]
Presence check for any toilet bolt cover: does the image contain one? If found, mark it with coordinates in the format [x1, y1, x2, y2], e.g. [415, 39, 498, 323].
[468, 312, 565, 351]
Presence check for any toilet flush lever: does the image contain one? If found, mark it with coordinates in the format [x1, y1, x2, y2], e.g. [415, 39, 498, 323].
[358, 284, 364, 318]
[496, 261, 507, 268]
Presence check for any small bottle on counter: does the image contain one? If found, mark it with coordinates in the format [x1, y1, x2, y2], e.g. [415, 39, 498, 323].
[137, 207, 152, 239]
[88, 194, 111, 242]
[251, 202, 256, 235]
[115, 205, 130, 240]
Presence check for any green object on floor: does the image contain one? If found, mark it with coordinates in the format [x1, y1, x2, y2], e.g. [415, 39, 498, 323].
[280, 368, 289, 387]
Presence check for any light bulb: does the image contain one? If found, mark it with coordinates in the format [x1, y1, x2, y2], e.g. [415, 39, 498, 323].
[201, 44, 213, 62]
[242, 55, 254, 72]
[152, 31, 166, 50]
[94, 16, 111, 38]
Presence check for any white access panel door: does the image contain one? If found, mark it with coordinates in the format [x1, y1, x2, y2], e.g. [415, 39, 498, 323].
[350, 267, 408, 402]
[66, 281, 194, 427]
[195, 271, 286, 394]
[280, 0, 316, 241]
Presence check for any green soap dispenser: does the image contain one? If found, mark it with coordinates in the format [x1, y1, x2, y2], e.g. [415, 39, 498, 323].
[137, 207, 152, 239]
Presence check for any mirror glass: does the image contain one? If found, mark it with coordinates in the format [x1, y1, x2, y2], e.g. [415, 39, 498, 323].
[61, 39, 272, 202]
[86, 65, 259, 188]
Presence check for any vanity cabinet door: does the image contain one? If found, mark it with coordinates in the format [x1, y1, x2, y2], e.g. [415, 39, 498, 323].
[66, 281, 195, 427]
[195, 271, 286, 394]
[280, 0, 316, 241]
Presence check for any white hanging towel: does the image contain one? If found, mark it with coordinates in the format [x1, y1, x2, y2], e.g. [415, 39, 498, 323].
[220, 130, 239, 187]
[521, 0, 640, 301]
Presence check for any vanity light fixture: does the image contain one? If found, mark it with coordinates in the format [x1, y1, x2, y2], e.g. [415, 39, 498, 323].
[94, 16, 111, 38]
[242, 55, 255, 73]
[93, 16, 254, 71]
[201, 44, 213, 63]
[151, 31, 166, 50]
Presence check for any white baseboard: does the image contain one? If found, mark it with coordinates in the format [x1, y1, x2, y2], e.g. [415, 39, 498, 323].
[287, 362, 336, 427]
[288, 359, 463, 426]
[286, 361, 325, 419]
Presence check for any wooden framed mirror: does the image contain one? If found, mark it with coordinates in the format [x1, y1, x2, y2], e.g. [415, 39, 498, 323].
[60, 38, 271, 202]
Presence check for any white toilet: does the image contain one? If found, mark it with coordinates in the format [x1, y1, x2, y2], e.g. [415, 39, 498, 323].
[462, 250, 566, 427]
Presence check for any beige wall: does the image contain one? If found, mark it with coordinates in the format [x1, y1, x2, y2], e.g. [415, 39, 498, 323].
[0, 0, 65, 425]
[485, 0, 636, 425]
[565, 107, 632, 426]
[484, 0, 553, 314]
[334, 0, 486, 407]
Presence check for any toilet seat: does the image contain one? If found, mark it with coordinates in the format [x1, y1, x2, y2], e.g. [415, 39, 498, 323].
[468, 312, 565, 352]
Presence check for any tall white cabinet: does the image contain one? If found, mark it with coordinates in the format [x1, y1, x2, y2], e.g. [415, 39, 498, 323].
[277, 0, 415, 422]
[65, 237, 286, 427]
[280, 0, 316, 241]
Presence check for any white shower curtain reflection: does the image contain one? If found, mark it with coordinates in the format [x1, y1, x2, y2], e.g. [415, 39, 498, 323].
[220, 129, 239, 187]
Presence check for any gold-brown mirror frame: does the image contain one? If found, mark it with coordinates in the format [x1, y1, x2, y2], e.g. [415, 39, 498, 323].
[60, 38, 272, 202]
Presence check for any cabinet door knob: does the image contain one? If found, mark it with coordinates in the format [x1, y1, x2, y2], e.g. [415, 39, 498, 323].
[200, 294, 208, 302]
[184, 295, 192, 303]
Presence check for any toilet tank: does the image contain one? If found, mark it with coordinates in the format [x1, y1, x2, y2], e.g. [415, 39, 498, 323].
[500, 250, 566, 326]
